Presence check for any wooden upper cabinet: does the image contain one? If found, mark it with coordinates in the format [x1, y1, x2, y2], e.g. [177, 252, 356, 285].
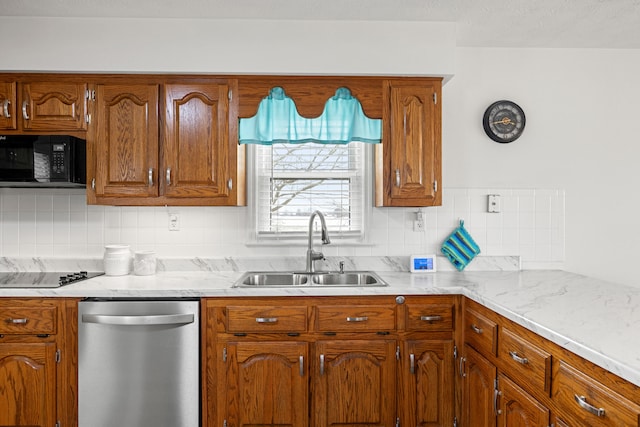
[0, 81, 17, 130]
[21, 81, 88, 131]
[91, 83, 160, 200]
[162, 82, 237, 201]
[377, 79, 442, 207]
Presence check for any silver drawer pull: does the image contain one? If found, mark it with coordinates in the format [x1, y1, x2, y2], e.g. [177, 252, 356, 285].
[574, 395, 605, 417]
[508, 351, 529, 365]
[319, 354, 325, 376]
[22, 100, 29, 120]
[395, 169, 401, 187]
[420, 315, 443, 322]
[346, 316, 368, 322]
[471, 324, 483, 334]
[255, 317, 278, 323]
[299, 355, 304, 377]
[148, 168, 154, 187]
[410, 353, 415, 374]
[2, 99, 10, 118]
[7, 318, 28, 324]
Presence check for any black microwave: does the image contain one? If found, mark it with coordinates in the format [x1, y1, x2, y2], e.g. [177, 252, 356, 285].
[0, 135, 86, 187]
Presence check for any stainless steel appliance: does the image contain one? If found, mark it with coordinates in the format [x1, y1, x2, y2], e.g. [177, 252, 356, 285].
[0, 134, 86, 187]
[78, 299, 200, 427]
[0, 271, 103, 288]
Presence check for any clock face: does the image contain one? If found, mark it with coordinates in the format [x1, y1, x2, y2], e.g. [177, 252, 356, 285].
[482, 100, 526, 143]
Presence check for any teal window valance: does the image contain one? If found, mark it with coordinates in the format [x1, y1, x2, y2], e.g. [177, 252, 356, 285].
[239, 87, 382, 145]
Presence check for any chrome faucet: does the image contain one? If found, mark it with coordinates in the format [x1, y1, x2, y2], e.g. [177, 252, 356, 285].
[306, 210, 331, 273]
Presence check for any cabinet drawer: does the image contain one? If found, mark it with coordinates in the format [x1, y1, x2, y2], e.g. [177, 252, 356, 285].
[0, 307, 57, 334]
[316, 305, 395, 331]
[464, 308, 497, 356]
[552, 360, 640, 427]
[405, 303, 454, 331]
[499, 327, 551, 395]
[226, 306, 307, 332]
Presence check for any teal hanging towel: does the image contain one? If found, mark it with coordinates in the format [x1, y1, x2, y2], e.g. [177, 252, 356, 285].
[441, 220, 481, 271]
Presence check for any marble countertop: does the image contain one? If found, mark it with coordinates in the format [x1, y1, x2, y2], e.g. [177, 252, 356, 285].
[1, 268, 639, 389]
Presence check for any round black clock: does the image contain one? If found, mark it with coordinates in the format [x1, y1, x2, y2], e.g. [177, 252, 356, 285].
[482, 100, 526, 143]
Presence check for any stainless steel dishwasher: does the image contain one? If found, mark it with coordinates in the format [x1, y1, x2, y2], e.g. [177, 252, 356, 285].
[78, 299, 200, 427]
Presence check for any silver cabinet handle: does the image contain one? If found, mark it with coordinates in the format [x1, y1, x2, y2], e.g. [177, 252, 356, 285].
[420, 315, 443, 322]
[493, 389, 502, 415]
[346, 316, 368, 322]
[166, 168, 171, 186]
[319, 354, 325, 376]
[255, 317, 278, 323]
[410, 353, 415, 374]
[22, 100, 29, 120]
[471, 324, 483, 334]
[395, 169, 401, 187]
[6, 318, 28, 324]
[148, 168, 153, 187]
[574, 395, 605, 417]
[91, 178, 96, 191]
[459, 356, 466, 378]
[227, 178, 233, 190]
[299, 355, 304, 377]
[2, 99, 10, 118]
[509, 351, 529, 365]
[82, 313, 194, 326]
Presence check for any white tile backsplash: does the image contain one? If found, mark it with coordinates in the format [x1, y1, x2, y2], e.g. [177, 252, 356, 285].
[0, 187, 565, 268]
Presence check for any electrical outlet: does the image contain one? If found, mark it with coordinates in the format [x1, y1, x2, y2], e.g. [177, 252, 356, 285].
[168, 213, 180, 231]
[413, 219, 424, 232]
[488, 194, 501, 213]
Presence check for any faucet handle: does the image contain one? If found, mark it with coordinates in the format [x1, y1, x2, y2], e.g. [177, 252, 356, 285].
[339, 261, 345, 274]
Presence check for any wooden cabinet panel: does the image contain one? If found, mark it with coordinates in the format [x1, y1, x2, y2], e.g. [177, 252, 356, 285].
[404, 303, 454, 331]
[163, 82, 236, 200]
[223, 341, 308, 427]
[226, 306, 307, 333]
[0, 81, 17, 130]
[21, 81, 87, 131]
[497, 373, 549, 427]
[0, 307, 57, 334]
[315, 305, 395, 332]
[552, 360, 640, 427]
[465, 307, 498, 357]
[499, 327, 551, 396]
[93, 83, 159, 199]
[314, 340, 396, 427]
[377, 79, 441, 207]
[0, 343, 57, 427]
[401, 339, 454, 427]
[462, 345, 497, 427]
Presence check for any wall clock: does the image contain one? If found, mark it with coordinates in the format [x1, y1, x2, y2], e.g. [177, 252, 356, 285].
[482, 100, 526, 143]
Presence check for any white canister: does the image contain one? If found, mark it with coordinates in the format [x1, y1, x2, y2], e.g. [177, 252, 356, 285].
[103, 244, 132, 276]
[133, 250, 157, 276]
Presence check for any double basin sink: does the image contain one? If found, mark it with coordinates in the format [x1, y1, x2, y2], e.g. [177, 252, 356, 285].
[233, 271, 388, 288]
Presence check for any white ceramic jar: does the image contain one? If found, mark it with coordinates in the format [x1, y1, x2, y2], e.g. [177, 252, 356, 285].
[103, 244, 132, 276]
[133, 250, 157, 276]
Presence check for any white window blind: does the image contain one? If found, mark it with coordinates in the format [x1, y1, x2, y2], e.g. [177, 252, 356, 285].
[251, 142, 371, 241]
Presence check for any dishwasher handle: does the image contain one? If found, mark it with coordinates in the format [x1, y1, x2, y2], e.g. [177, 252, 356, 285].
[82, 313, 195, 326]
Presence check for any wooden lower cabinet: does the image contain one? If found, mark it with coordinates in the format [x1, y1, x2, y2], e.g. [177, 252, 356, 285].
[463, 345, 496, 427]
[497, 373, 549, 427]
[400, 339, 454, 427]
[221, 341, 309, 427]
[314, 340, 396, 427]
[0, 343, 57, 427]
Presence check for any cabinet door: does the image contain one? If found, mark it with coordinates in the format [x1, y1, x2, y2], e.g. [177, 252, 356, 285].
[93, 83, 159, 199]
[463, 345, 497, 427]
[21, 81, 87, 131]
[314, 340, 396, 427]
[223, 341, 308, 427]
[379, 79, 441, 207]
[401, 339, 454, 427]
[0, 343, 57, 427]
[0, 81, 17, 130]
[163, 81, 237, 202]
[497, 373, 549, 427]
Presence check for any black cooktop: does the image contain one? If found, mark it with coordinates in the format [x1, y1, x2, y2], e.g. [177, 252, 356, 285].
[0, 271, 104, 288]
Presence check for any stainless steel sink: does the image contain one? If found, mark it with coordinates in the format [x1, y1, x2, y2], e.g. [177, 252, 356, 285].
[233, 271, 388, 288]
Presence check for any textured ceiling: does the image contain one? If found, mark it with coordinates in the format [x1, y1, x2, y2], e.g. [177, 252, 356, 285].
[2, 0, 640, 48]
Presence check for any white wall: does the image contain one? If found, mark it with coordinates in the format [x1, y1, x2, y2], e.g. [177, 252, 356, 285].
[1, 17, 639, 287]
[443, 48, 640, 288]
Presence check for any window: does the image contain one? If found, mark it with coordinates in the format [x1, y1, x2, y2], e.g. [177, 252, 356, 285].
[249, 142, 372, 242]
